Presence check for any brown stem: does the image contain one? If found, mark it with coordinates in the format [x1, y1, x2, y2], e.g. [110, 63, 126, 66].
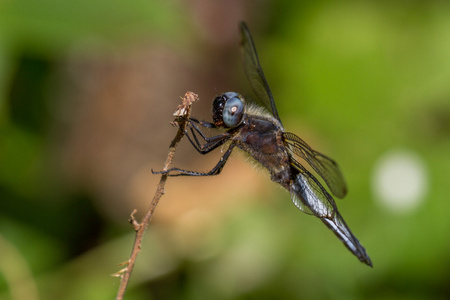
[114, 91, 199, 300]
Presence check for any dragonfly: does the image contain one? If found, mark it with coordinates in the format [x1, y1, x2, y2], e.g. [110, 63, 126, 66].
[154, 22, 372, 267]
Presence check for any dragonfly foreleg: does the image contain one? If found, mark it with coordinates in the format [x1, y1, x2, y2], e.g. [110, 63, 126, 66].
[188, 121, 210, 142]
[152, 144, 236, 177]
[189, 118, 216, 129]
[183, 125, 230, 154]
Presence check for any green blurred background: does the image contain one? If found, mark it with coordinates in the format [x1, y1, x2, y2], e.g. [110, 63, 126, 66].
[1, 0, 449, 299]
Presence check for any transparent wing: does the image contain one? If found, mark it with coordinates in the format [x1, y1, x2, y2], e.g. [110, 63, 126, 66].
[289, 156, 337, 218]
[290, 164, 372, 266]
[284, 132, 347, 198]
[239, 22, 281, 123]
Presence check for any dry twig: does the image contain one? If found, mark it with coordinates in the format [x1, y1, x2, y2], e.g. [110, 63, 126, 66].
[114, 91, 199, 300]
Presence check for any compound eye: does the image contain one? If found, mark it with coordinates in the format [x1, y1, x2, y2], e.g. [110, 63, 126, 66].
[223, 96, 244, 128]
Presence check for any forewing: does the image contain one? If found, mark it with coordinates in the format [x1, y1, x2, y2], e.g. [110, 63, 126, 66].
[284, 132, 347, 198]
[239, 22, 281, 123]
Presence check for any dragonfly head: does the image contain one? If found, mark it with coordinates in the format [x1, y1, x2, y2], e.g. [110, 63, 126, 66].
[212, 92, 245, 128]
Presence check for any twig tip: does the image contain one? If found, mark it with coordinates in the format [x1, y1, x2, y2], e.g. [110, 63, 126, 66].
[173, 91, 199, 117]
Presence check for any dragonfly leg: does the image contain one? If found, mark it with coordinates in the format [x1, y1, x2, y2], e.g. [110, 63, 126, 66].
[188, 121, 211, 142]
[189, 118, 216, 129]
[187, 119, 225, 143]
[175, 117, 231, 154]
[152, 144, 236, 177]
[182, 125, 230, 154]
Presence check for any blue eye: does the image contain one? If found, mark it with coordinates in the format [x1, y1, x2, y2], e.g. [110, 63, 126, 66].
[223, 96, 244, 128]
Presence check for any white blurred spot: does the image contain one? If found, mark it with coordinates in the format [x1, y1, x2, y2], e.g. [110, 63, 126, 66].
[372, 149, 428, 214]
